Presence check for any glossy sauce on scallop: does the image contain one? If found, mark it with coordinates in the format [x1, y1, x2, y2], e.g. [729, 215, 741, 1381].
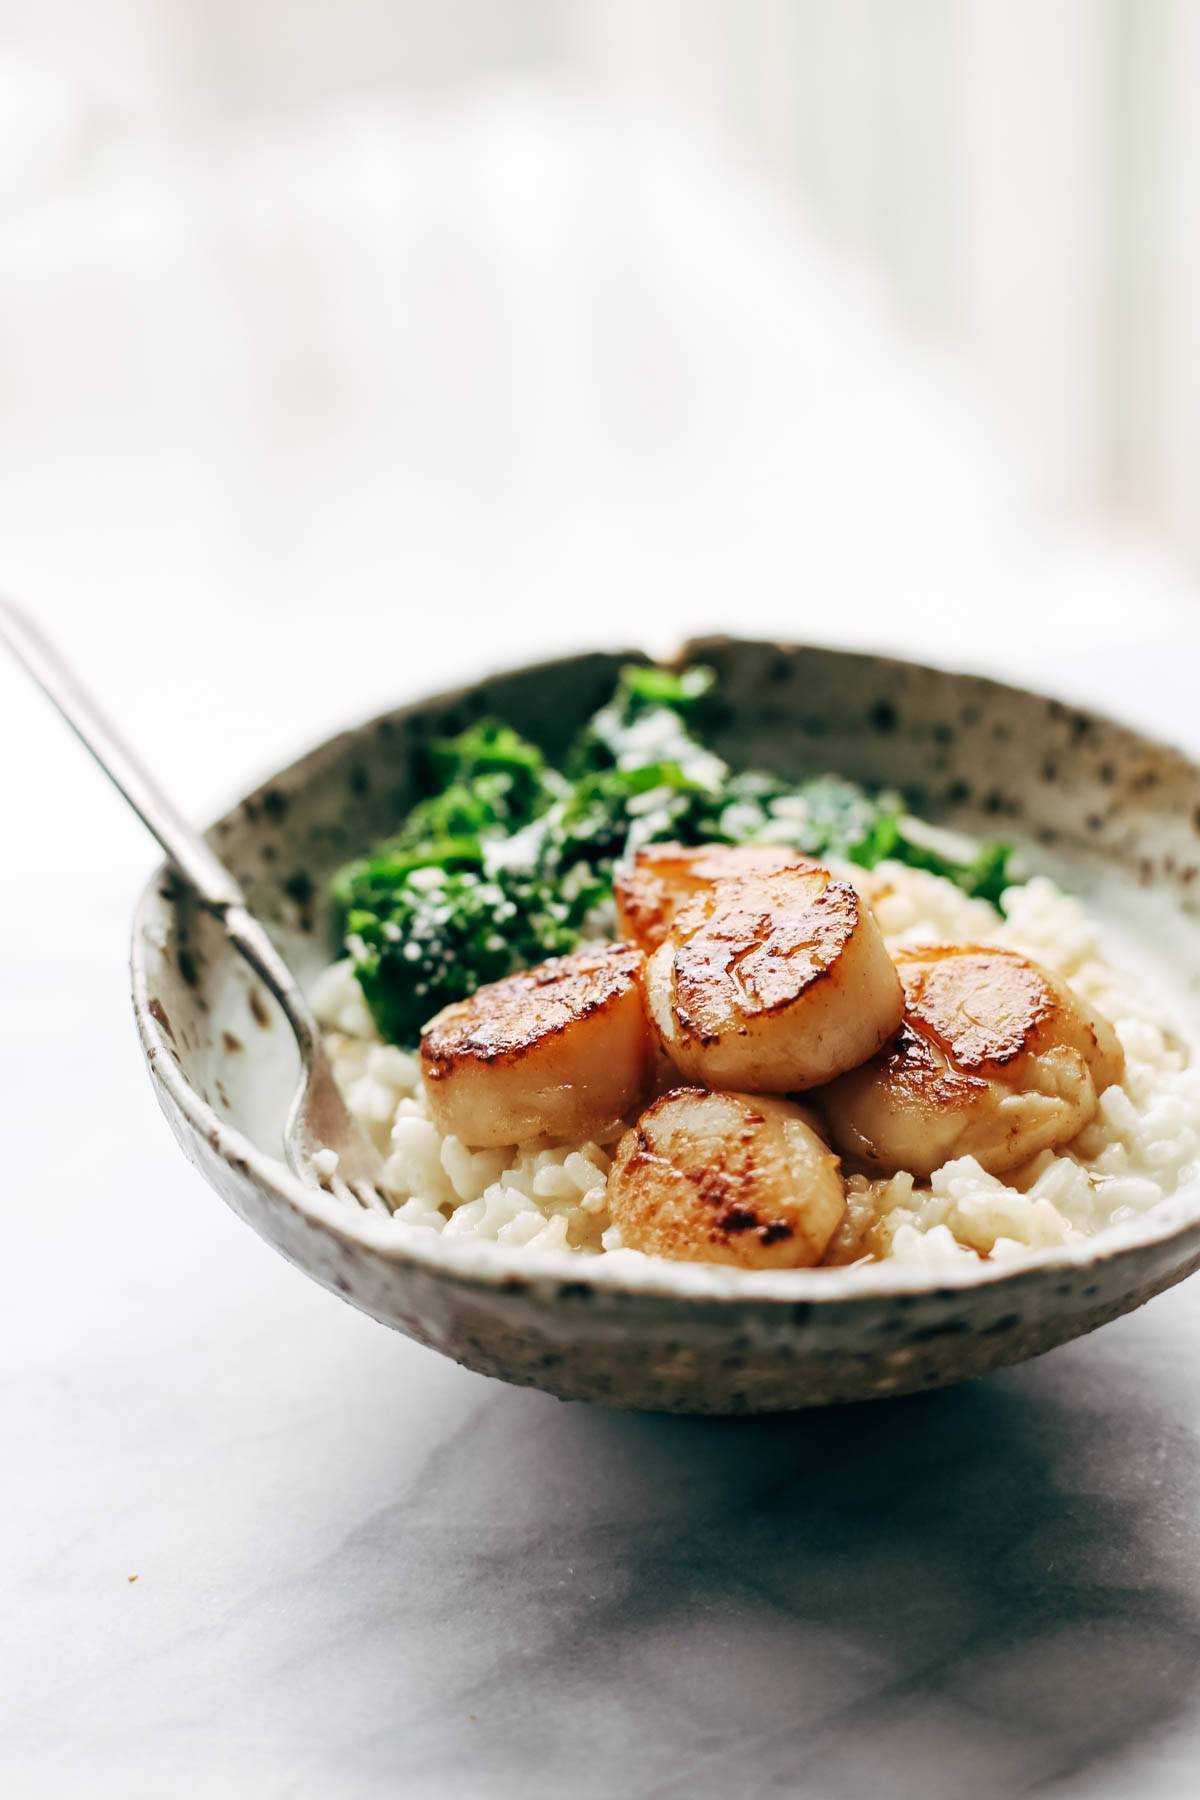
[643, 863, 904, 1092]
[819, 944, 1124, 1178]
[421, 942, 656, 1148]
[608, 1088, 845, 1269]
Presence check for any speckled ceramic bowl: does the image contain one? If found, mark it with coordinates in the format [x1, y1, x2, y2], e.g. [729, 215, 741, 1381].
[132, 639, 1200, 1412]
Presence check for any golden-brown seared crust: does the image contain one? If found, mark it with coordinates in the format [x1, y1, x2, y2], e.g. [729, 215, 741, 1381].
[668, 869, 858, 1043]
[896, 945, 1056, 1072]
[818, 942, 1127, 1178]
[617, 1091, 787, 1252]
[614, 843, 814, 955]
[644, 859, 904, 1093]
[608, 1088, 845, 1269]
[421, 942, 644, 1077]
[420, 943, 657, 1148]
[864, 1021, 989, 1109]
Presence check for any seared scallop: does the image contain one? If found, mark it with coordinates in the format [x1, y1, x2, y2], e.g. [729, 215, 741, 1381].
[420, 943, 656, 1148]
[819, 944, 1125, 1178]
[615, 842, 815, 955]
[608, 1088, 845, 1268]
[643, 863, 904, 1091]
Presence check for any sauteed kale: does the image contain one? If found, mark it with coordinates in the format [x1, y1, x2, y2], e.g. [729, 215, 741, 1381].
[332, 666, 1012, 1045]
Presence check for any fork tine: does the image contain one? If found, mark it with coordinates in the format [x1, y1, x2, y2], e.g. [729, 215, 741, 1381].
[327, 1173, 357, 1210]
[323, 1170, 393, 1216]
[351, 1179, 393, 1217]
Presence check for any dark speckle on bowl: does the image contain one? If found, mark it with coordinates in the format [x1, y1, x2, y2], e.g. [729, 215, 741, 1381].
[148, 998, 175, 1043]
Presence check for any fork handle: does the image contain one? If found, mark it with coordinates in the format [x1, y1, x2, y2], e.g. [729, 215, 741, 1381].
[0, 596, 321, 1056]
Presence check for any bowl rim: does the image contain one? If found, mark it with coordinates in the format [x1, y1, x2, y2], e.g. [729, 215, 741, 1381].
[130, 637, 1200, 1310]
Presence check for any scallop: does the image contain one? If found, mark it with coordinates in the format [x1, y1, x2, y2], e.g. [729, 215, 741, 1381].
[420, 943, 656, 1148]
[615, 841, 815, 955]
[819, 943, 1125, 1178]
[643, 863, 904, 1091]
[608, 1088, 845, 1269]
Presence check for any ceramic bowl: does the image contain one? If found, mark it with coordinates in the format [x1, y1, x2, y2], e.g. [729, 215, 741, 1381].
[132, 639, 1200, 1413]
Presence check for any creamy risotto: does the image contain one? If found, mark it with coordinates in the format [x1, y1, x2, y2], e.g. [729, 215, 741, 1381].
[312, 861, 1200, 1272]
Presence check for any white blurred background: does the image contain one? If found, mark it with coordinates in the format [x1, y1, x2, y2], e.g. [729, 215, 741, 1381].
[11, 17, 1200, 1800]
[9, 11, 1200, 1789]
[2, 0, 1200, 816]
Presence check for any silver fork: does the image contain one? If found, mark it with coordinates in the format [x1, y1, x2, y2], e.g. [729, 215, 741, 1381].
[0, 596, 393, 1216]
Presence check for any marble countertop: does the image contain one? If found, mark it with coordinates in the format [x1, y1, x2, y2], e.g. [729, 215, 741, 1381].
[7, 977, 1200, 1799]
[5, 80, 1200, 1798]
